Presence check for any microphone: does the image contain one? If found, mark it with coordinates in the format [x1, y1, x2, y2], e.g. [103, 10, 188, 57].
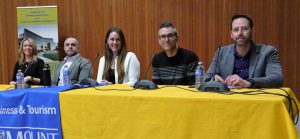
[133, 54, 158, 89]
[198, 46, 229, 92]
[143, 53, 155, 80]
[206, 46, 221, 81]
[93, 53, 100, 61]
[79, 53, 101, 87]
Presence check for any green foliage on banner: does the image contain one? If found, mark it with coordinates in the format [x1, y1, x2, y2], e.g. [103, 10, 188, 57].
[43, 53, 59, 61]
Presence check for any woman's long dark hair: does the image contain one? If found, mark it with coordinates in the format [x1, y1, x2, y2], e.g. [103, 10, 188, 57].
[103, 27, 127, 83]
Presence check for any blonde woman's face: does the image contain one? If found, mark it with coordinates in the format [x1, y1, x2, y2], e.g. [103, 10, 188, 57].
[22, 40, 33, 56]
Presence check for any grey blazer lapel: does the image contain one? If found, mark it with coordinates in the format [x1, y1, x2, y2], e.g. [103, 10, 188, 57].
[69, 56, 82, 73]
[224, 45, 235, 76]
[55, 61, 65, 83]
[249, 44, 260, 78]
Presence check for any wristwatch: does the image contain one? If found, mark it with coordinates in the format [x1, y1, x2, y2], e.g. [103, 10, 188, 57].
[31, 76, 34, 81]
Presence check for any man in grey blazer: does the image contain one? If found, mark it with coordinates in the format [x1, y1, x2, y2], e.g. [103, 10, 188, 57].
[54, 37, 92, 85]
[205, 15, 282, 88]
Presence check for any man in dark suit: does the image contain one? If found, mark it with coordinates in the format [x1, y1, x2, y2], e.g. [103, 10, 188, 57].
[205, 15, 283, 88]
[54, 37, 92, 85]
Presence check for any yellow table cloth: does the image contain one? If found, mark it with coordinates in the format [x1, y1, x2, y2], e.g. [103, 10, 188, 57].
[0, 85, 41, 91]
[59, 85, 299, 139]
[0, 85, 14, 91]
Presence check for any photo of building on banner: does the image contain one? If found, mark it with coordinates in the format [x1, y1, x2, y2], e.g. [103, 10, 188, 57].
[17, 6, 59, 83]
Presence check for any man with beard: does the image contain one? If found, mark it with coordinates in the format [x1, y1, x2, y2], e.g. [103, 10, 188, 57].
[205, 15, 283, 88]
[54, 37, 92, 85]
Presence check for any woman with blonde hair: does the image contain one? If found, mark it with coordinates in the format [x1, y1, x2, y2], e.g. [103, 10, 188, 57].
[10, 38, 45, 85]
[97, 27, 140, 86]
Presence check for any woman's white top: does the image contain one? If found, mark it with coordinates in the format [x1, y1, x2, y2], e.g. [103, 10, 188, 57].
[97, 52, 140, 86]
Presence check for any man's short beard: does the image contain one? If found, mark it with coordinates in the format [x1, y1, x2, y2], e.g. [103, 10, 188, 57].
[235, 36, 252, 47]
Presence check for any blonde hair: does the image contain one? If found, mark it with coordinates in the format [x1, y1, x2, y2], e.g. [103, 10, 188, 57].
[18, 38, 38, 65]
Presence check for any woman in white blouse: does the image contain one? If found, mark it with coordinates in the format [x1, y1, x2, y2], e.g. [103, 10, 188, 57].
[97, 27, 140, 86]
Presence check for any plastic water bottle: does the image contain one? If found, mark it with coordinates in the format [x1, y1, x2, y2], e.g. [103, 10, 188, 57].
[195, 62, 205, 89]
[16, 69, 25, 89]
[62, 65, 71, 86]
